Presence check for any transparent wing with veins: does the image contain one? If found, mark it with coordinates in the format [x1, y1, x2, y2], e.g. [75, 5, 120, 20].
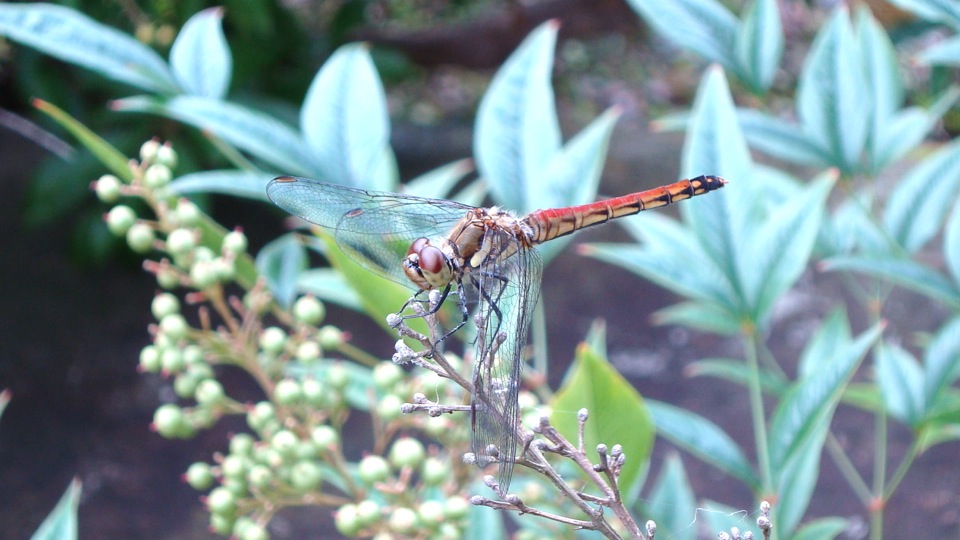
[266, 176, 477, 288]
[469, 226, 542, 496]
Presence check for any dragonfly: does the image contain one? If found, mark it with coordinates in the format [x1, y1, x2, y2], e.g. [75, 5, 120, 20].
[267, 174, 726, 496]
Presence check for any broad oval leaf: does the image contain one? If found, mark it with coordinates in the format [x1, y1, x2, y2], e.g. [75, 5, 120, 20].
[169, 7, 232, 99]
[646, 399, 758, 488]
[256, 233, 309, 309]
[301, 44, 395, 191]
[0, 3, 178, 93]
[735, 0, 783, 93]
[822, 255, 960, 310]
[876, 343, 925, 426]
[475, 21, 561, 212]
[918, 34, 960, 65]
[923, 317, 960, 412]
[945, 196, 960, 286]
[550, 342, 653, 498]
[737, 109, 831, 167]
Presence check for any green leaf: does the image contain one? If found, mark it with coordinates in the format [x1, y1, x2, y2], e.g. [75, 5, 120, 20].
[300, 43, 395, 191]
[535, 107, 621, 262]
[401, 159, 473, 199]
[768, 320, 882, 470]
[886, 0, 960, 29]
[797, 308, 851, 378]
[170, 170, 271, 200]
[876, 343, 925, 426]
[883, 139, 960, 252]
[551, 342, 653, 497]
[737, 109, 831, 167]
[918, 34, 960, 65]
[169, 8, 232, 99]
[644, 453, 697, 540]
[650, 301, 743, 335]
[256, 233, 308, 309]
[113, 95, 314, 176]
[872, 86, 960, 173]
[646, 400, 758, 488]
[790, 517, 851, 540]
[296, 268, 363, 311]
[30, 479, 80, 540]
[774, 415, 829, 535]
[945, 197, 960, 286]
[466, 502, 507, 540]
[625, 0, 737, 66]
[33, 100, 132, 180]
[923, 317, 960, 412]
[474, 21, 560, 212]
[687, 358, 789, 393]
[0, 3, 178, 93]
[735, 0, 783, 93]
[822, 255, 960, 309]
[797, 6, 869, 173]
[0, 389, 9, 421]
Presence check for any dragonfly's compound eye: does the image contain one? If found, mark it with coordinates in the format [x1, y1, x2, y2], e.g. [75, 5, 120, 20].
[418, 245, 445, 276]
[407, 237, 429, 256]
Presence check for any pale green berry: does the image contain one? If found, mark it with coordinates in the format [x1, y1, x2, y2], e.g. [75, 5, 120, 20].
[153, 404, 186, 438]
[289, 460, 322, 492]
[358, 455, 390, 484]
[373, 362, 403, 391]
[195, 379, 225, 405]
[311, 425, 339, 453]
[126, 223, 155, 253]
[206, 486, 237, 516]
[388, 507, 418, 535]
[318, 325, 344, 349]
[106, 205, 136, 236]
[247, 401, 275, 431]
[259, 327, 287, 355]
[229, 433, 255, 456]
[193, 246, 216, 262]
[140, 139, 161, 163]
[157, 264, 180, 289]
[189, 260, 219, 289]
[151, 293, 180, 319]
[388, 437, 425, 469]
[418, 500, 444, 529]
[326, 363, 349, 389]
[160, 348, 185, 373]
[274, 379, 302, 406]
[376, 394, 403, 422]
[95, 174, 122, 203]
[301, 378, 327, 408]
[139, 345, 161, 372]
[143, 163, 172, 188]
[421, 456, 449, 486]
[240, 523, 268, 540]
[293, 296, 325, 325]
[175, 199, 200, 226]
[295, 341, 321, 364]
[211, 257, 235, 281]
[220, 454, 247, 480]
[335, 504, 362, 537]
[166, 228, 195, 256]
[247, 464, 272, 489]
[173, 372, 200, 399]
[222, 229, 248, 256]
[355, 499, 381, 526]
[270, 429, 298, 457]
[182, 344, 204, 366]
[156, 143, 178, 169]
[159, 313, 188, 341]
[209, 514, 233, 535]
[185, 462, 214, 490]
[443, 496, 469, 520]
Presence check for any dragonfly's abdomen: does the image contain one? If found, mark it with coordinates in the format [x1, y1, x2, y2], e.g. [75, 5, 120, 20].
[523, 175, 726, 244]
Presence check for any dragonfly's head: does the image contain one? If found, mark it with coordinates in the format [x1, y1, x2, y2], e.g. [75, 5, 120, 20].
[403, 237, 454, 290]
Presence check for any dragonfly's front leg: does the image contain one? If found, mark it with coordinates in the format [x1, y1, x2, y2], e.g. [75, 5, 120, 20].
[391, 281, 470, 345]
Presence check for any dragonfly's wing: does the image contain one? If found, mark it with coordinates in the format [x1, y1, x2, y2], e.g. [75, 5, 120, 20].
[267, 176, 476, 286]
[469, 232, 543, 497]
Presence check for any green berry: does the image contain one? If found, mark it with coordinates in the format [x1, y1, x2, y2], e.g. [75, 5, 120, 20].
[189, 260, 219, 289]
[388, 507, 418, 535]
[95, 174, 122, 203]
[126, 223, 155, 253]
[222, 229, 248, 256]
[139, 345, 161, 372]
[247, 402, 275, 432]
[421, 457, 449, 486]
[373, 362, 403, 391]
[376, 394, 403, 422]
[175, 199, 200, 226]
[220, 454, 248, 480]
[335, 504, 362, 537]
[274, 379, 302, 406]
[443, 496, 469, 520]
[388, 437, 425, 469]
[418, 500, 444, 529]
[159, 313, 188, 341]
[106, 205, 136, 236]
[173, 372, 200, 399]
[293, 296, 325, 325]
[151, 293, 180, 319]
[326, 363, 349, 389]
[160, 348, 185, 373]
[289, 460, 322, 492]
[310, 425, 339, 451]
[239, 523, 268, 540]
[157, 264, 180, 289]
[143, 163, 172, 188]
[355, 499, 381, 526]
[229, 433, 256, 456]
[185, 462, 214, 490]
[247, 464, 272, 489]
[270, 430, 298, 457]
[153, 404, 186, 438]
[318, 325, 344, 349]
[358, 455, 390, 484]
[195, 379, 225, 405]
[166, 228, 196, 256]
[206, 486, 236, 516]
[259, 327, 287, 355]
[156, 143, 178, 169]
[295, 341, 321, 364]
[140, 139, 161, 163]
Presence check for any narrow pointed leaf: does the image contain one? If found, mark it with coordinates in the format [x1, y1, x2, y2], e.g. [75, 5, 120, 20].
[687, 358, 789, 393]
[33, 99, 131, 180]
[886, 0, 960, 29]
[768, 321, 882, 470]
[0, 3, 178, 93]
[822, 255, 960, 309]
[113, 95, 314, 176]
[475, 21, 561, 212]
[873, 87, 960, 172]
[257, 234, 309, 309]
[625, 0, 737, 65]
[923, 318, 960, 412]
[737, 109, 831, 166]
[883, 139, 960, 252]
[735, 0, 783, 93]
[401, 159, 473, 199]
[876, 343, 925, 426]
[918, 35, 960, 65]
[645, 454, 697, 540]
[775, 420, 829, 535]
[170, 170, 271, 200]
[797, 7, 869, 173]
[169, 8, 232, 98]
[798, 308, 851, 378]
[551, 343, 653, 497]
[945, 197, 960, 286]
[647, 400, 758, 488]
[300, 44, 394, 190]
[651, 301, 743, 335]
[789, 518, 849, 540]
[295, 268, 362, 311]
[30, 479, 80, 540]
